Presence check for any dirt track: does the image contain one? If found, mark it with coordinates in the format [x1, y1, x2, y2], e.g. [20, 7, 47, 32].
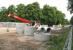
[0, 32, 40, 50]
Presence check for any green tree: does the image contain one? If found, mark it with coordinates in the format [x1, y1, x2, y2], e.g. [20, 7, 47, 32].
[0, 7, 9, 22]
[7, 5, 16, 13]
[25, 2, 41, 21]
[64, 19, 70, 25]
[42, 5, 65, 25]
[70, 16, 73, 25]
[16, 4, 25, 18]
[42, 5, 55, 25]
[7, 5, 16, 22]
[56, 11, 65, 25]
[0, 2, 66, 24]
[68, 0, 73, 13]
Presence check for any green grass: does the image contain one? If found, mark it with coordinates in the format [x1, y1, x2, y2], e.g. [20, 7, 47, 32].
[47, 27, 70, 50]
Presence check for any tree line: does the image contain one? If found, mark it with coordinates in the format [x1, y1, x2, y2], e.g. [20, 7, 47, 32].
[0, 2, 69, 25]
[68, 0, 73, 25]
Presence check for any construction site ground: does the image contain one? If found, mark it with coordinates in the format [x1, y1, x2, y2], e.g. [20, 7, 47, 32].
[0, 27, 47, 50]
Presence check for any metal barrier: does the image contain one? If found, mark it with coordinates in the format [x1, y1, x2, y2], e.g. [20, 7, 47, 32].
[63, 27, 72, 50]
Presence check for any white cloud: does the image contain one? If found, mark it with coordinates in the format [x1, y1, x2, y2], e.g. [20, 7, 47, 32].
[0, 0, 72, 20]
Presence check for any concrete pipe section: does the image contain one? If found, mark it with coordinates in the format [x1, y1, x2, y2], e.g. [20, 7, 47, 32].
[24, 26, 36, 36]
[34, 32, 51, 42]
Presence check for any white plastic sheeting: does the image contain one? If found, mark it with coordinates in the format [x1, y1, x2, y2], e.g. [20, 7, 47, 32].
[0, 22, 16, 27]
[24, 26, 36, 36]
[0, 22, 36, 36]
[7, 22, 16, 27]
[16, 23, 25, 36]
[16, 23, 31, 36]
[0, 22, 16, 33]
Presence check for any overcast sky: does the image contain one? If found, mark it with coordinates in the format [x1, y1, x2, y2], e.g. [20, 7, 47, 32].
[0, 0, 72, 20]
